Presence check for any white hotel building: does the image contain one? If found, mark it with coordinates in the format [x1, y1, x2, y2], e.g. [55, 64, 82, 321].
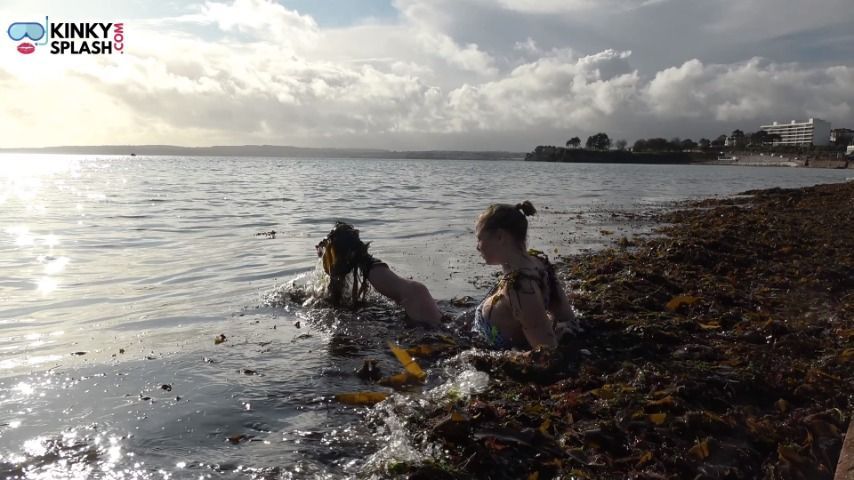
[759, 118, 831, 146]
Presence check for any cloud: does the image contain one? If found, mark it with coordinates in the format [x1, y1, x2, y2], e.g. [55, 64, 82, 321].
[645, 59, 709, 118]
[0, 0, 851, 150]
[440, 49, 641, 133]
[645, 58, 854, 124]
[196, 0, 319, 45]
[413, 30, 497, 76]
[493, 0, 675, 14]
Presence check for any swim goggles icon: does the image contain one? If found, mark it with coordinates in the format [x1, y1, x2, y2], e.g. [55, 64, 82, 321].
[7, 18, 49, 44]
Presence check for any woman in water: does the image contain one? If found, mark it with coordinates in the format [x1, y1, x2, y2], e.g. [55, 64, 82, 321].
[473, 201, 579, 349]
[315, 222, 442, 328]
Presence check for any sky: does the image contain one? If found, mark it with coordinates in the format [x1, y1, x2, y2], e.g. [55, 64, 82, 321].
[1, 0, 852, 150]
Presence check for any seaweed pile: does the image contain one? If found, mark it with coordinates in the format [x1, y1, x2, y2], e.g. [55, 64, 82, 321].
[392, 182, 854, 479]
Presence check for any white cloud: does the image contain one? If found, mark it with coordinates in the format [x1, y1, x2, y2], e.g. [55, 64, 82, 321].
[197, 0, 319, 45]
[645, 59, 709, 117]
[0, 0, 851, 150]
[392, 0, 497, 76]
[414, 30, 497, 76]
[447, 49, 641, 131]
[645, 58, 854, 124]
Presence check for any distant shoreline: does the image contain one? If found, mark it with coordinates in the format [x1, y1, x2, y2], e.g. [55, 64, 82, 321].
[524, 146, 853, 169]
[0, 145, 525, 161]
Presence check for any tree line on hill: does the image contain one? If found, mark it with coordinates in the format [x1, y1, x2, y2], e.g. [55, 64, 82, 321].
[565, 130, 848, 154]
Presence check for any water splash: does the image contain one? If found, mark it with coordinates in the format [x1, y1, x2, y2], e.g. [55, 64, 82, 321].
[353, 353, 492, 477]
[264, 261, 331, 309]
[426, 367, 489, 403]
[358, 395, 440, 477]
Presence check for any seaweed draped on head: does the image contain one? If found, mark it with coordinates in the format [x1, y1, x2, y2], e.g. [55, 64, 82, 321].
[315, 222, 375, 308]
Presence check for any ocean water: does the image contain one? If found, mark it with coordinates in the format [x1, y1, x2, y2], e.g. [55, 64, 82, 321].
[0, 155, 850, 478]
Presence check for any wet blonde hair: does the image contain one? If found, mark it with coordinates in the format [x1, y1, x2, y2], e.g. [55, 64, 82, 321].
[476, 201, 537, 248]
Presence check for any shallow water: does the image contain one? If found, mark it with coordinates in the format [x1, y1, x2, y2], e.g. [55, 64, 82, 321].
[0, 155, 850, 478]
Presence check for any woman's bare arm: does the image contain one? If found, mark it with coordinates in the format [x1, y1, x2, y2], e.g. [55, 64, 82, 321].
[510, 281, 557, 348]
[367, 265, 442, 328]
[549, 278, 582, 337]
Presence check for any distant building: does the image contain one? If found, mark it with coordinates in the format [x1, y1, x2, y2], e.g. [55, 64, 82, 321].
[830, 128, 854, 145]
[759, 118, 831, 146]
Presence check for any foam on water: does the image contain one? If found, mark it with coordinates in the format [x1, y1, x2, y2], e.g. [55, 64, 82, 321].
[353, 350, 493, 476]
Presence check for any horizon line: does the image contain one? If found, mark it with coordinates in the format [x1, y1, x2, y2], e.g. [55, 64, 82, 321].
[0, 144, 526, 154]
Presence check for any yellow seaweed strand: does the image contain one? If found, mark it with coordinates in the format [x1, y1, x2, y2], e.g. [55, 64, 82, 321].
[388, 341, 427, 381]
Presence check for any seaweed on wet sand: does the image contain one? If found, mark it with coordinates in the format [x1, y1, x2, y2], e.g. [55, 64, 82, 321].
[397, 182, 854, 479]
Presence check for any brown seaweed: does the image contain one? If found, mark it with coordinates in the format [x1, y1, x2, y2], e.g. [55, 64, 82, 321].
[394, 182, 854, 479]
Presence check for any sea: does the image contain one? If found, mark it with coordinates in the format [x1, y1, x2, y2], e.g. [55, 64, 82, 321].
[0, 155, 850, 479]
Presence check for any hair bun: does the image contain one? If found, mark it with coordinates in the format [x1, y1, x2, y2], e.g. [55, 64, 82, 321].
[516, 200, 536, 217]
